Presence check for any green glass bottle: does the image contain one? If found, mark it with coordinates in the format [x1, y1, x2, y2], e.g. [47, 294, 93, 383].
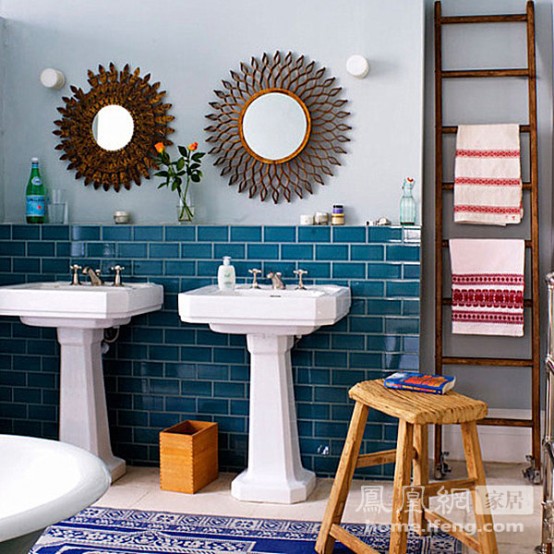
[25, 157, 46, 224]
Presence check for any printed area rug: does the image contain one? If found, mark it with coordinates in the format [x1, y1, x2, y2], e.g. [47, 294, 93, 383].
[32, 506, 462, 553]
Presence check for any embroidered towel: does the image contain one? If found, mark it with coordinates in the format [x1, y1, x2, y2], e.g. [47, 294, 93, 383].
[454, 124, 523, 225]
[449, 239, 525, 337]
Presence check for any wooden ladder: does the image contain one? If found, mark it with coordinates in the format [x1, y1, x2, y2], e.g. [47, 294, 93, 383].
[434, 1, 540, 480]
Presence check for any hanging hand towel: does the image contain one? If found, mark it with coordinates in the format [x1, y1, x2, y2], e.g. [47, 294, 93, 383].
[454, 123, 523, 225]
[449, 239, 525, 337]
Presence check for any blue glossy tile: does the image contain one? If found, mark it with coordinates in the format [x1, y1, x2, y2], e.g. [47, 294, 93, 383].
[368, 227, 403, 242]
[281, 244, 313, 260]
[118, 243, 147, 258]
[230, 400, 249, 415]
[297, 403, 330, 420]
[403, 336, 420, 353]
[332, 263, 365, 279]
[149, 345, 179, 361]
[314, 351, 348, 368]
[231, 226, 262, 242]
[87, 242, 116, 258]
[0, 226, 11, 239]
[103, 226, 132, 241]
[331, 334, 365, 350]
[198, 365, 229, 381]
[197, 399, 229, 415]
[387, 281, 420, 297]
[314, 420, 349, 437]
[181, 380, 212, 397]
[13, 258, 40, 273]
[350, 245, 384, 261]
[403, 264, 420, 279]
[42, 225, 69, 240]
[0, 242, 25, 256]
[349, 316, 383, 333]
[332, 226, 366, 243]
[181, 346, 212, 362]
[214, 348, 245, 364]
[264, 226, 296, 243]
[164, 261, 196, 276]
[301, 262, 330, 278]
[56, 242, 70, 257]
[385, 318, 420, 334]
[367, 263, 401, 279]
[72, 226, 100, 241]
[196, 261, 219, 277]
[13, 225, 40, 239]
[134, 226, 163, 241]
[315, 244, 348, 260]
[214, 243, 245, 260]
[349, 352, 382, 369]
[247, 243, 279, 260]
[297, 368, 330, 385]
[385, 353, 419, 371]
[214, 382, 245, 398]
[181, 243, 212, 259]
[149, 243, 180, 258]
[298, 226, 331, 242]
[165, 226, 195, 241]
[386, 245, 420, 262]
[332, 369, 365, 386]
[132, 260, 163, 276]
[148, 378, 180, 395]
[349, 281, 385, 297]
[367, 299, 402, 315]
[198, 226, 228, 241]
[28, 241, 54, 257]
[42, 258, 70, 274]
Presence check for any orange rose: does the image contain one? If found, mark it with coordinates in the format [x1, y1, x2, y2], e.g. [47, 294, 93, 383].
[188, 142, 198, 152]
[154, 142, 165, 154]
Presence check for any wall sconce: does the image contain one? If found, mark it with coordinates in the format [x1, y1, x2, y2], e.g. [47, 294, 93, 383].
[346, 55, 369, 79]
[40, 68, 65, 90]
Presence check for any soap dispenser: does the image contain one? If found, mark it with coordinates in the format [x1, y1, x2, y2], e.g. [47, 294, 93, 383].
[218, 256, 236, 290]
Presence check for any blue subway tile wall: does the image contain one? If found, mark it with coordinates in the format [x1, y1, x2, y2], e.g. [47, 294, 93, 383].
[0, 224, 420, 478]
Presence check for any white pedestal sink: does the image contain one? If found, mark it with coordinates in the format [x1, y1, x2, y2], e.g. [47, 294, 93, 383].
[179, 284, 351, 503]
[0, 281, 164, 481]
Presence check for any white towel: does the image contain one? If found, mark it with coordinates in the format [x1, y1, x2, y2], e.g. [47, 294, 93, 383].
[454, 124, 523, 226]
[449, 239, 525, 337]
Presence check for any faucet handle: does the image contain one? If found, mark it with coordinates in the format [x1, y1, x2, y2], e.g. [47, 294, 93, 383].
[293, 269, 308, 290]
[110, 265, 125, 287]
[69, 264, 82, 286]
[248, 268, 262, 289]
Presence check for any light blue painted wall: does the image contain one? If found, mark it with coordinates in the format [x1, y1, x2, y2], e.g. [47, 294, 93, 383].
[0, 0, 424, 226]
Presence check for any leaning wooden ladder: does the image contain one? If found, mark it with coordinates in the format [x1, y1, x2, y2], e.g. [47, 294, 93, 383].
[434, 1, 541, 481]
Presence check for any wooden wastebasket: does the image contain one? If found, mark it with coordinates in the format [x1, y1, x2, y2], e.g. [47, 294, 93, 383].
[160, 420, 218, 494]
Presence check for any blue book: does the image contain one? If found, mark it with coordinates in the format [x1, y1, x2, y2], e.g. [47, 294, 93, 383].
[384, 372, 456, 395]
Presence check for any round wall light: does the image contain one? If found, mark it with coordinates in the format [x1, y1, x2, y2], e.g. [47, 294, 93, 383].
[40, 68, 66, 90]
[346, 55, 369, 79]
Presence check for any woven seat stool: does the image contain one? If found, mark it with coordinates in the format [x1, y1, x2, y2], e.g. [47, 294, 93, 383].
[315, 379, 498, 554]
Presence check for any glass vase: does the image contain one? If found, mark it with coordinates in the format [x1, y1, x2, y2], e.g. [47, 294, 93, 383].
[400, 178, 416, 225]
[177, 190, 194, 224]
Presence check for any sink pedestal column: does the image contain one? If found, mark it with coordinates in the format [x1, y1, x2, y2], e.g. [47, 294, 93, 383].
[57, 327, 125, 481]
[231, 334, 316, 504]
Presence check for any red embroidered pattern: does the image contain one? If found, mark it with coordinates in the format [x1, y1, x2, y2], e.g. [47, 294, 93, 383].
[452, 274, 524, 286]
[452, 288, 523, 309]
[454, 177, 521, 186]
[452, 311, 524, 325]
[454, 205, 522, 215]
[456, 149, 520, 158]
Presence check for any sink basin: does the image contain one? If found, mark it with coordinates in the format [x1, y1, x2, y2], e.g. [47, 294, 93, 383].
[178, 283, 351, 504]
[0, 280, 164, 481]
[179, 284, 350, 335]
[0, 281, 163, 325]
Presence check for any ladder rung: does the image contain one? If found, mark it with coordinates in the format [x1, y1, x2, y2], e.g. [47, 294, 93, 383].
[442, 182, 532, 191]
[440, 14, 527, 25]
[441, 124, 531, 134]
[478, 417, 533, 427]
[442, 356, 533, 367]
[442, 68, 531, 79]
[442, 297, 533, 308]
[442, 239, 532, 248]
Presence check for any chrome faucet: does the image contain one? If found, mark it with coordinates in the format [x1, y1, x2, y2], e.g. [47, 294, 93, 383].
[267, 271, 286, 290]
[82, 266, 104, 286]
[69, 264, 82, 286]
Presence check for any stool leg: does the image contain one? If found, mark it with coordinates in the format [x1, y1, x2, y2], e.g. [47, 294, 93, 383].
[461, 421, 498, 554]
[389, 420, 414, 554]
[412, 424, 429, 536]
[315, 401, 369, 554]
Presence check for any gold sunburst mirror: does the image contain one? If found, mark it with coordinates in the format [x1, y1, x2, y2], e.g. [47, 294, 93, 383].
[54, 63, 174, 192]
[205, 51, 351, 203]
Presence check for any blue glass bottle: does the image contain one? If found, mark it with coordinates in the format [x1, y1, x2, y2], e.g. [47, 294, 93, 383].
[400, 177, 416, 225]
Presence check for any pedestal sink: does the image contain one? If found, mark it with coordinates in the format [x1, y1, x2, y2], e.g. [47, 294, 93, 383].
[0, 281, 164, 480]
[178, 284, 351, 503]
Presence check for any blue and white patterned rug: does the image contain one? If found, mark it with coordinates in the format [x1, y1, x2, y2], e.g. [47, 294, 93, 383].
[32, 506, 462, 553]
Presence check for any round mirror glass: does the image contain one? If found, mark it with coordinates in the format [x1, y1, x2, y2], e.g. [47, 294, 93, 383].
[241, 91, 309, 162]
[92, 105, 134, 151]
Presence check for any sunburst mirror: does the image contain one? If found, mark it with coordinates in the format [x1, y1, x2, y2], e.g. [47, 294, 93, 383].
[54, 63, 174, 192]
[205, 52, 351, 203]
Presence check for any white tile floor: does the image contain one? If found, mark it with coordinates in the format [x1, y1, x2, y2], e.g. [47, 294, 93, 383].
[95, 461, 542, 553]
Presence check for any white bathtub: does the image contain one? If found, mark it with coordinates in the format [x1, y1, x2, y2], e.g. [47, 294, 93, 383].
[0, 434, 111, 554]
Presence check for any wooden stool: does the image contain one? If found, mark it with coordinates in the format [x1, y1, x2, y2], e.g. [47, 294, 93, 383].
[315, 379, 498, 554]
